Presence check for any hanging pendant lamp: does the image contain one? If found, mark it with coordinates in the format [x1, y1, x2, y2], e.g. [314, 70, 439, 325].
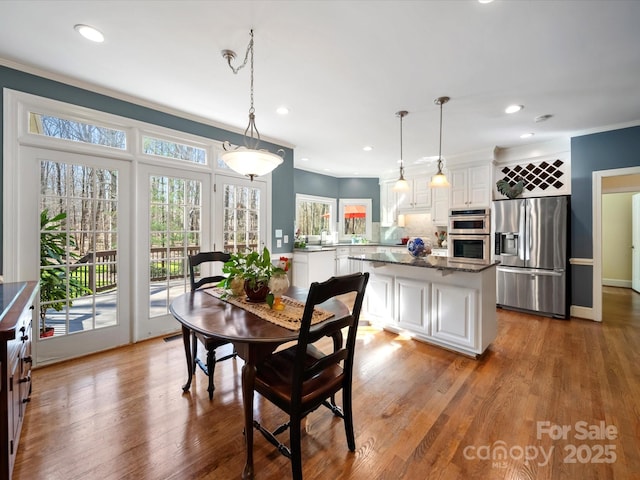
[221, 30, 284, 181]
[393, 110, 410, 192]
[429, 96, 451, 188]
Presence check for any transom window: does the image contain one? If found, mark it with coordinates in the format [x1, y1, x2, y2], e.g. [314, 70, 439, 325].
[142, 135, 207, 164]
[28, 111, 126, 149]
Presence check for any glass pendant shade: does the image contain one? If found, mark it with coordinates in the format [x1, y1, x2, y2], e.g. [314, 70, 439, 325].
[393, 173, 410, 192]
[429, 170, 451, 187]
[221, 147, 283, 180]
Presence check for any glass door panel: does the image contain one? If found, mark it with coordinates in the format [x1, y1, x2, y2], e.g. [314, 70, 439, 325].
[137, 165, 210, 340]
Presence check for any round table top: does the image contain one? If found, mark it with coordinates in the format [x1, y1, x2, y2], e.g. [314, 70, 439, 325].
[169, 287, 350, 344]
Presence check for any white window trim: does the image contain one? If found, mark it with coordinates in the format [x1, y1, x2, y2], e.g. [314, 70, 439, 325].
[295, 193, 337, 236]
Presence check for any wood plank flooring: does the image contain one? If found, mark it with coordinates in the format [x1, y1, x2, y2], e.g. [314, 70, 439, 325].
[13, 287, 640, 479]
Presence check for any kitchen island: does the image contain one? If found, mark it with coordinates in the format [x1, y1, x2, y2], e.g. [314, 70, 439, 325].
[350, 252, 498, 357]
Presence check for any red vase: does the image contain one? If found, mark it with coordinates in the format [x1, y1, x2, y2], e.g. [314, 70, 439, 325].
[244, 279, 269, 303]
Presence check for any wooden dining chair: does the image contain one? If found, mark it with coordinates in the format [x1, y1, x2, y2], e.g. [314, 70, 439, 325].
[252, 272, 369, 480]
[184, 251, 237, 400]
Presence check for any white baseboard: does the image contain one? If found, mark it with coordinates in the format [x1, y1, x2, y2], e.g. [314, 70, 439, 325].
[570, 305, 595, 321]
[602, 278, 632, 288]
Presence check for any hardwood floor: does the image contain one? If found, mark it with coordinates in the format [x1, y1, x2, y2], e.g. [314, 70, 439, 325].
[14, 288, 640, 480]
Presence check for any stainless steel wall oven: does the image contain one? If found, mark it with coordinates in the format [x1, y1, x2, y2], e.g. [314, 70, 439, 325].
[448, 208, 491, 263]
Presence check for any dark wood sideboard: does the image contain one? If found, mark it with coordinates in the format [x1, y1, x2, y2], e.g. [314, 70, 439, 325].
[0, 281, 38, 480]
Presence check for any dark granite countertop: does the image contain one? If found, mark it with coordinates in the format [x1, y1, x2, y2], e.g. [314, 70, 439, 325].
[348, 252, 499, 273]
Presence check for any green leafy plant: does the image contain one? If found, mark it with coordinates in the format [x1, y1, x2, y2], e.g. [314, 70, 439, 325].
[39, 209, 92, 336]
[218, 247, 285, 291]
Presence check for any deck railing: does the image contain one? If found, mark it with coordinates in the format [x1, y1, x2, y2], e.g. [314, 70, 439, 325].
[71, 246, 200, 293]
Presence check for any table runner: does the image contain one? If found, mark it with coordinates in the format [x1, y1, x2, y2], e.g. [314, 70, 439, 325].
[203, 287, 334, 331]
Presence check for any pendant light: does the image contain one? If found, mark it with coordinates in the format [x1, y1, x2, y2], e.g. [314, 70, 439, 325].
[429, 96, 451, 188]
[221, 30, 284, 181]
[393, 110, 410, 192]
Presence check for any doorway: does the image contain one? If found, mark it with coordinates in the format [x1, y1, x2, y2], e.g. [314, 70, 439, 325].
[135, 164, 211, 340]
[19, 147, 132, 364]
[593, 167, 640, 322]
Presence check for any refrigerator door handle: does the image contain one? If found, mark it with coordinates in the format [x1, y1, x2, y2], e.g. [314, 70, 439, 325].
[497, 266, 564, 277]
[518, 201, 526, 261]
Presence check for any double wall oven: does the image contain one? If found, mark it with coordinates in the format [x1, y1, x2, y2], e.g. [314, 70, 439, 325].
[448, 207, 491, 264]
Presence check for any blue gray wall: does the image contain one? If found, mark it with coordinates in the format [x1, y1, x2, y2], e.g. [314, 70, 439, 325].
[570, 125, 640, 307]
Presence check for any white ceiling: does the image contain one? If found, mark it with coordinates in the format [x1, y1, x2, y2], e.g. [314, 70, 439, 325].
[2, 0, 640, 178]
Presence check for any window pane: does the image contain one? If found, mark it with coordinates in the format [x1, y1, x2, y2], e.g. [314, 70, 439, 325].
[142, 136, 207, 164]
[296, 200, 332, 235]
[29, 112, 126, 149]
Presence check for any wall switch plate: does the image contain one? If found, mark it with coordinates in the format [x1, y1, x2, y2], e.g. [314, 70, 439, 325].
[277, 239, 282, 248]
[275, 229, 283, 238]
[284, 235, 289, 243]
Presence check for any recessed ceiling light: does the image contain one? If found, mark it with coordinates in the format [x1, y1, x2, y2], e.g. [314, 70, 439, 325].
[276, 106, 289, 115]
[74, 24, 104, 43]
[505, 104, 523, 114]
[520, 132, 535, 139]
[478, 0, 494, 4]
[363, 146, 373, 151]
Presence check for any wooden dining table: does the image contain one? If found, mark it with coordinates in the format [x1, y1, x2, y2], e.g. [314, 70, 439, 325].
[169, 286, 350, 479]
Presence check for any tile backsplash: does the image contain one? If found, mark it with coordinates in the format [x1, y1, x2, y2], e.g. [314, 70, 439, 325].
[380, 213, 447, 245]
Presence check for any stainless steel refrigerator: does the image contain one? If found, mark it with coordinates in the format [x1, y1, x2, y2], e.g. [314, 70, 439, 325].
[493, 196, 569, 318]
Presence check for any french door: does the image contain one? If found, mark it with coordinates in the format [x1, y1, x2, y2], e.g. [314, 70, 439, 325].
[135, 164, 211, 340]
[214, 174, 267, 253]
[18, 147, 131, 365]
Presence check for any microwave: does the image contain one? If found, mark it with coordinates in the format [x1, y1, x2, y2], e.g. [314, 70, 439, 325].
[448, 208, 491, 235]
[448, 234, 492, 264]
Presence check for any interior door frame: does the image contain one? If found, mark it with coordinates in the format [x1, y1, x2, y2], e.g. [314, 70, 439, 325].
[593, 165, 640, 322]
[632, 194, 640, 293]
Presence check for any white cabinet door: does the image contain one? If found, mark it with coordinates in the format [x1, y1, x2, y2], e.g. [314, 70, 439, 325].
[292, 253, 309, 288]
[449, 165, 491, 208]
[449, 169, 468, 208]
[467, 165, 491, 207]
[413, 180, 432, 208]
[364, 272, 394, 323]
[396, 178, 432, 211]
[396, 277, 431, 333]
[432, 187, 450, 226]
[293, 251, 336, 288]
[431, 284, 476, 350]
[380, 181, 398, 227]
[395, 181, 414, 210]
[335, 247, 351, 276]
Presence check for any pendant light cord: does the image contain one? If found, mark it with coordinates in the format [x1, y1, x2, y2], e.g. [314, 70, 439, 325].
[400, 112, 404, 175]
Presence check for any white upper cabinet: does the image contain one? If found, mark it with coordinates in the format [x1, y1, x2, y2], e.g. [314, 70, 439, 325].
[380, 180, 398, 227]
[397, 178, 432, 211]
[431, 187, 450, 226]
[449, 164, 491, 208]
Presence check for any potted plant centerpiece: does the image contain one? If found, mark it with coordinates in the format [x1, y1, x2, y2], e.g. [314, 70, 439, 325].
[219, 247, 286, 303]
